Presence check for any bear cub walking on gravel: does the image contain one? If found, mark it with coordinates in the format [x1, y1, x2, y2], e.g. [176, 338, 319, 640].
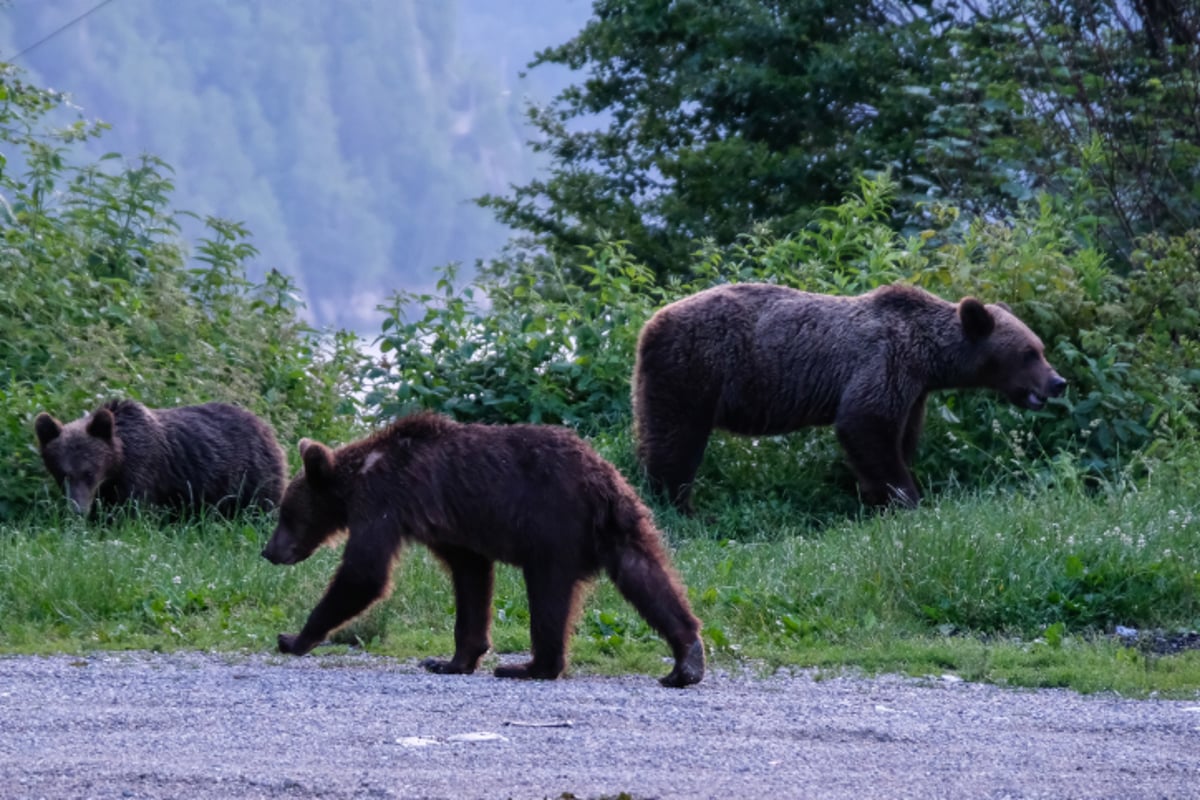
[34, 399, 287, 516]
[261, 412, 705, 688]
[633, 283, 1067, 512]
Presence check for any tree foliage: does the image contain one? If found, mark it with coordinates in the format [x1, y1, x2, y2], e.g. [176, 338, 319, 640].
[484, 0, 1200, 276]
[921, 0, 1200, 260]
[481, 0, 952, 275]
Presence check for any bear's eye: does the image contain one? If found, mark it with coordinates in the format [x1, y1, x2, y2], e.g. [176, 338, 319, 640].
[1023, 348, 1040, 365]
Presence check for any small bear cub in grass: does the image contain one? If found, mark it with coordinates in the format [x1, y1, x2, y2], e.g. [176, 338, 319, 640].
[35, 399, 287, 516]
[261, 412, 704, 688]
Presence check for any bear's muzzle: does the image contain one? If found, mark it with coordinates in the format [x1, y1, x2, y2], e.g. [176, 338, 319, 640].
[261, 526, 302, 565]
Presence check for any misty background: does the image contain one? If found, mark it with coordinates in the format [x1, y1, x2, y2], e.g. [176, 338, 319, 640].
[0, 0, 593, 331]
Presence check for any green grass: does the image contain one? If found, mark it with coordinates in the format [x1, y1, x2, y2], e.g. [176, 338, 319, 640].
[2, 446, 1199, 698]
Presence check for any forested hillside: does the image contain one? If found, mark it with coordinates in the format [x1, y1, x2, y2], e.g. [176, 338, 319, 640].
[0, 0, 590, 329]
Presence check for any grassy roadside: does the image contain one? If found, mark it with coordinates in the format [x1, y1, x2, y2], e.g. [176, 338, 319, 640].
[2, 450, 1198, 698]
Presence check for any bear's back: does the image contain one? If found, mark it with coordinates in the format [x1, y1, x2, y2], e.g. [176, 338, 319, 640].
[343, 414, 635, 565]
[121, 401, 286, 512]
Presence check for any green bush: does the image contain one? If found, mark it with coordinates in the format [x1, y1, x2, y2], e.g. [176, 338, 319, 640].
[367, 245, 665, 432]
[0, 66, 364, 518]
[369, 173, 1199, 503]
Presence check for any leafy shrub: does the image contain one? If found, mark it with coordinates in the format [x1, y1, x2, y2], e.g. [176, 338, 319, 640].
[367, 245, 664, 432]
[0, 66, 364, 518]
[369, 173, 1199, 503]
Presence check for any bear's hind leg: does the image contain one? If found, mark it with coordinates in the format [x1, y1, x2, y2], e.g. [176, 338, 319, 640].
[639, 421, 712, 514]
[605, 543, 704, 687]
[494, 567, 579, 681]
[422, 545, 495, 675]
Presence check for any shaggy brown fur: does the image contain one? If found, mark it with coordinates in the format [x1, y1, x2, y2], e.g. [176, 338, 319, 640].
[261, 412, 704, 688]
[34, 400, 287, 515]
[633, 283, 1067, 512]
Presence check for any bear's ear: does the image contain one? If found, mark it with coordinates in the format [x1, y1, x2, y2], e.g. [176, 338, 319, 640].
[959, 297, 995, 341]
[34, 413, 63, 448]
[85, 408, 115, 441]
[299, 438, 336, 487]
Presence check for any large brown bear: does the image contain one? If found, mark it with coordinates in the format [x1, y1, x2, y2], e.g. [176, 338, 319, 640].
[633, 283, 1067, 512]
[34, 399, 287, 516]
[261, 412, 705, 688]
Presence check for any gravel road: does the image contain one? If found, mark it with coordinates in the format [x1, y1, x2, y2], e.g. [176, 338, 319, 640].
[1, 651, 1198, 799]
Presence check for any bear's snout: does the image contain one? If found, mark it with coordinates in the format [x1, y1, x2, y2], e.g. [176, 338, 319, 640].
[66, 482, 93, 516]
[261, 543, 295, 565]
[261, 528, 300, 565]
[1018, 372, 1066, 411]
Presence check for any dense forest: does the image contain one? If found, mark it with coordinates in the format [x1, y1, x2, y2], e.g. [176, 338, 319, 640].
[0, 0, 591, 329]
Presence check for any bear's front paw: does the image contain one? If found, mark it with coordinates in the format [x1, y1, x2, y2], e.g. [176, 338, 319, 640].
[494, 661, 562, 681]
[277, 633, 311, 656]
[420, 657, 475, 675]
